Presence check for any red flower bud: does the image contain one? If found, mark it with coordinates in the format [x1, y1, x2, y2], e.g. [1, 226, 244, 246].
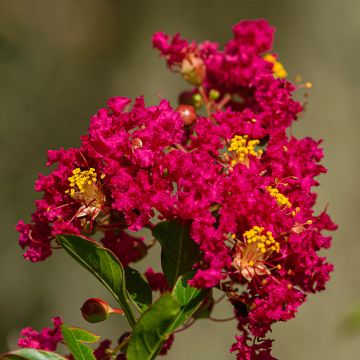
[176, 105, 197, 126]
[81, 298, 123, 323]
[181, 54, 206, 86]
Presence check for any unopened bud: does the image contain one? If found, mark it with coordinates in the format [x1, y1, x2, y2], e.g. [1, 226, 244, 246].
[131, 137, 143, 150]
[81, 298, 123, 323]
[192, 93, 202, 108]
[176, 105, 197, 126]
[181, 54, 206, 86]
[209, 89, 220, 100]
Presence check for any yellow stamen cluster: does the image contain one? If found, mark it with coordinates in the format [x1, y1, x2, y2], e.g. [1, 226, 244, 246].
[266, 186, 292, 208]
[263, 54, 287, 79]
[65, 168, 97, 197]
[243, 226, 280, 256]
[228, 135, 263, 166]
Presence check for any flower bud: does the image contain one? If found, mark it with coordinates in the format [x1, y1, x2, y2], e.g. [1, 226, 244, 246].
[176, 105, 197, 126]
[192, 93, 202, 108]
[181, 54, 206, 86]
[131, 137, 143, 150]
[209, 89, 220, 100]
[81, 298, 123, 323]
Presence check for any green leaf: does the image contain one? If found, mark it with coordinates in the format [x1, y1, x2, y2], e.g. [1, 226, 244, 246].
[152, 221, 199, 287]
[126, 293, 180, 360]
[0, 349, 67, 360]
[169, 272, 208, 331]
[57, 234, 136, 328]
[61, 325, 99, 360]
[124, 266, 152, 312]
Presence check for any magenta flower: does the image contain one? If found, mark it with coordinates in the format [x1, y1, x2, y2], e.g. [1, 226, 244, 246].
[145, 267, 170, 293]
[18, 317, 63, 351]
[15, 19, 336, 359]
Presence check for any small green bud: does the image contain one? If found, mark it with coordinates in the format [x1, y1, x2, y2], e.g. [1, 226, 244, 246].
[193, 93, 202, 103]
[192, 93, 202, 109]
[209, 89, 220, 100]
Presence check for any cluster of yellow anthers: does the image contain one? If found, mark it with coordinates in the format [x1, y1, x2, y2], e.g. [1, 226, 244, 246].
[231, 226, 281, 281]
[263, 54, 287, 79]
[243, 225, 280, 256]
[266, 186, 292, 208]
[228, 135, 263, 166]
[65, 168, 98, 197]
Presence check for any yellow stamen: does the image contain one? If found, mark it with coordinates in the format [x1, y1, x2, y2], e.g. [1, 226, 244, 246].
[231, 226, 281, 282]
[266, 186, 292, 209]
[243, 226, 280, 254]
[66, 167, 99, 198]
[228, 135, 263, 167]
[263, 54, 287, 79]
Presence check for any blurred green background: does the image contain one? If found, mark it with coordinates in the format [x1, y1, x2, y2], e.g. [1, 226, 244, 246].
[1, 0, 359, 358]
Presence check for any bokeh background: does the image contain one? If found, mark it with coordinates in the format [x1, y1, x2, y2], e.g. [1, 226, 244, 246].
[1, 0, 359, 358]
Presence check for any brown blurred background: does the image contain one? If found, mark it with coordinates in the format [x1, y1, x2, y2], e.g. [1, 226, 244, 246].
[0, 0, 359, 359]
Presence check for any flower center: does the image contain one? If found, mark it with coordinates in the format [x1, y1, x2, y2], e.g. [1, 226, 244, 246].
[65, 168, 105, 218]
[243, 226, 280, 254]
[232, 226, 280, 281]
[228, 135, 263, 167]
[66, 167, 98, 197]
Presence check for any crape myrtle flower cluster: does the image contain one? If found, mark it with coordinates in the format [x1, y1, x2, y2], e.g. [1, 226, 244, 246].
[17, 317, 63, 352]
[16, 19, 336, 359]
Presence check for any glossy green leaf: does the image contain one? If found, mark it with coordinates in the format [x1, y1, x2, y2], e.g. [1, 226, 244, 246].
[169, 272, 208, 331]
[126, 293, 180, 360]
[57, 234, 136, 327]
[124, 266, 152, 312]
[152, 221, 199, 287]
[61, 325, 99, 360]
[0, 349, 67, 360]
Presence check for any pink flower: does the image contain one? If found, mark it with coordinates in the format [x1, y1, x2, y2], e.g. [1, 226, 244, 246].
[231, 335, 276, 360]
[152, 32, 196, 68]
[159, 334, 175, 355]
[247, 280, 306, 337]
[93, 339, 112, 360]
[232, 19, 274, 53]
[144, 267, 169, 293]
[101, 230, 147, 266]
[16, 19, 337, 358]
[18, 317, 63, 351]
